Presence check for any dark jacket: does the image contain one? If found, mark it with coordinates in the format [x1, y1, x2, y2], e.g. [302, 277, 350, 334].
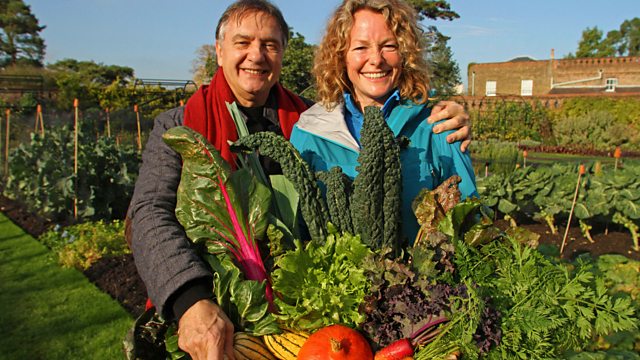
[127, 107, 211, 319]
[128, 93, 313, 320]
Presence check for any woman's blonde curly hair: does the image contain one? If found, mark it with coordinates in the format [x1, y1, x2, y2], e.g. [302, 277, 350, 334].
[314, 0, 430, 108]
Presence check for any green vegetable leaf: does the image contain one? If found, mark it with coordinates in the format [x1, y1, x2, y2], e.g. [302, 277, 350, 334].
[271, 228, 372, 331]
[204, 253, 279, 335]
[269, 174, 300, 238]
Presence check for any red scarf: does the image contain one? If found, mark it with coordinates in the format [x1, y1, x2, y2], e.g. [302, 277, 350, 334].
[183, 69, 308, 166]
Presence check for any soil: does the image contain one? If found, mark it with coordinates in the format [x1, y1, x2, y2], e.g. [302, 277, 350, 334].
[498, 218, 639, 262]
[1, 193, 638, 320]
[83, 254, 148, 317]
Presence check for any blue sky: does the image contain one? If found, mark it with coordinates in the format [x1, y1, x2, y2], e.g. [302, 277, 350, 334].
[25, 0, 639, 90]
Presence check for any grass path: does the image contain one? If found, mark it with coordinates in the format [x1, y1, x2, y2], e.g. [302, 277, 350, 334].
[0, 213, 133, 359]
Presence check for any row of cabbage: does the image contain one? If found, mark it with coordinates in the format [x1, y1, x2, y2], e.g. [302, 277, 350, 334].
[477, 163, 640, 252]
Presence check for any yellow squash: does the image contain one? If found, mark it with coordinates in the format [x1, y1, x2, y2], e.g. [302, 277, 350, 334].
[263, 331, 309, 360]
[234, 332, 277, 360]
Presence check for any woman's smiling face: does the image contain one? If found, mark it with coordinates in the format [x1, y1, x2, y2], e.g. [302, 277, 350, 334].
[345, 9, 402, 110]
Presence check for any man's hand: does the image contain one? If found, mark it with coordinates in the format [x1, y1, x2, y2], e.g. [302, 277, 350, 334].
[177, 299, 235, 360]
[427, 100, 472, 152]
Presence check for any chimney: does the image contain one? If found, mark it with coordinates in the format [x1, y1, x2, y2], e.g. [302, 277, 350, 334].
[550, 48, 555, 60]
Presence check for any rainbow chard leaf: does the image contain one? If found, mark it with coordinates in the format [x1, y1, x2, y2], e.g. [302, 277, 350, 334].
[163, 126, 274, 305]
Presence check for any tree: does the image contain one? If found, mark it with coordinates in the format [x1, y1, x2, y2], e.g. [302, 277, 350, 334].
[407, 0, 459, 21]
[0, 0, 46, 67]
[191, 44, 216, 86]
[568, 18, 640, 58]
[425, 27, 461, 97]
[47, 59, 135, 109]
[607, 17, 640, 56]
[409, 1, 461, 97]
[569, 27, 616, 58]
[280, 31, 315, 96]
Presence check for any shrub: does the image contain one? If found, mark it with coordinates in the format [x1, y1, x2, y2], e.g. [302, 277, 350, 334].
[39, 220, 129, 270]
[471, 140, 522, 175]
[553, 110, 638, 151]
[472, 101, 552, 143]
[552, 97, 640, 128]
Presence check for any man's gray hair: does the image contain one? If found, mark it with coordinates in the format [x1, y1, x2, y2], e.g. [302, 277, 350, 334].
[215, 0, 290, 48]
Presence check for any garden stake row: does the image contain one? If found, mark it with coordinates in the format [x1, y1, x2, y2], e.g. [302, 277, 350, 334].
[560, 164, 585, 254]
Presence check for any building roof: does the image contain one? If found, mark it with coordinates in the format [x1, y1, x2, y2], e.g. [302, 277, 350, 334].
[548, 86, 640, 95]
[508, 56, 537, 62]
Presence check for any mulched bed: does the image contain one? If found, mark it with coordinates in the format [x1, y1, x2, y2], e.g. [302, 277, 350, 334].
[1, 192, 637, 321]
[83, 254, 148, 317]
[0, 193, 53, 238]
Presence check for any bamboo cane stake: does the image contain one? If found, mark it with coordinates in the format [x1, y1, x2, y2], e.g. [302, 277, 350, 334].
[134, 104, 142, 153]
[105, 107, 111, 138]
[73, 98, 79, 219]
[4, 109, 9, 178]
[560, 164, 585, 255]
[614, 146, 621, 171]
[37, 104, 45, 137]
[523, 150, 528, 168]
[34, 105, 39, 132]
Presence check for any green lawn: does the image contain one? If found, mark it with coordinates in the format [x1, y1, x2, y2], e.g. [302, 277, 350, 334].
[0, 213, 133, 359]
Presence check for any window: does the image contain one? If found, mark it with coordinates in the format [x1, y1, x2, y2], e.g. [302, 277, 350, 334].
[521, 80, 533, 96]
[606, 78, 618, 92]
[485, 81, 496, 96]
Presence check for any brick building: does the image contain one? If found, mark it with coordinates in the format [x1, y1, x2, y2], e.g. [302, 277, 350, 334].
[467, 51, 640, 97]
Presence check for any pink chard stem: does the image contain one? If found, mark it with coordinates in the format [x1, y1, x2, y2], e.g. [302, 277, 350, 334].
[217, 176, 274, 305]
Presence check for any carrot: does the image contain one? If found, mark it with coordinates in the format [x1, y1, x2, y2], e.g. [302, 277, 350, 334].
[375, 315, 448, 360]
[374, 338, 413, 360]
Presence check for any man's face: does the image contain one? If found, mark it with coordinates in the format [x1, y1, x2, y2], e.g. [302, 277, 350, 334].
[216, 12, 284, 107]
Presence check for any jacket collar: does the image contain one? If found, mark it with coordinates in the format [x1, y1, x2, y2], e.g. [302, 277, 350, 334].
[295, 98, 432, 152]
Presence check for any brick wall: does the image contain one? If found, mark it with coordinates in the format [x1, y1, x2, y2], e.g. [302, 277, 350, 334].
[553, 57, 640, 86]
[468, 56, 640, 96]
[468, 61, 550, 96]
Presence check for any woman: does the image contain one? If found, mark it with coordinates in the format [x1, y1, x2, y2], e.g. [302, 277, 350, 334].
[289, 0, 478, 243]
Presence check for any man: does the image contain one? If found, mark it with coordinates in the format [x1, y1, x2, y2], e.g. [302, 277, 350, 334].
[127, 1, 471, 359]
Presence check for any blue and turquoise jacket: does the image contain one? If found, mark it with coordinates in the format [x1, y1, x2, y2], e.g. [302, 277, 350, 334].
[289, 97, 478, 244]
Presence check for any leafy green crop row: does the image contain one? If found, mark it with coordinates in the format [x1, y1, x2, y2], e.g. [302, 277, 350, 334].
[3, 121, 139, 223]
[478, 163, 640, 251]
